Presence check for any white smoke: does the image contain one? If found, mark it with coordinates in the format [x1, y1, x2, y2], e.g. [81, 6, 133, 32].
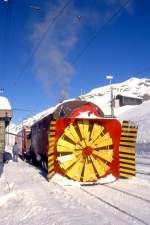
[29, 0, 133, 101]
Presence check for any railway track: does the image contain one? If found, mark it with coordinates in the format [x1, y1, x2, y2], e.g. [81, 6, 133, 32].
[102, 183, 150, 203]
[53, 177, 150, 225]
[136, 172, 150, 181]
[137, 171, 150, 176]
[80, 183, 150, 225]
[136, 155, 150, 160]
[136, 155, 150, 181]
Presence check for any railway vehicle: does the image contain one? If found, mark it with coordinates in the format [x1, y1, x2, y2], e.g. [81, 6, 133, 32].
[17, 126, 31, 155]
[18, 100, 138, 183]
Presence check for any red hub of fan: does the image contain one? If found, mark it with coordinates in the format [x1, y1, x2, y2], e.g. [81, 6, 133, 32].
[83, 146, 93, 156]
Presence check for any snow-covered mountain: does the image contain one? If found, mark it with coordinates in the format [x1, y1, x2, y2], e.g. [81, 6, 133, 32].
[79, 77, 150, 116]
[8, 77, 150, 155]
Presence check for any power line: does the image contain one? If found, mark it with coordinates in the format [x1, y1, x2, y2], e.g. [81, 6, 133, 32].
[73, 0, 131, 64]
[13, 0, 72, 86]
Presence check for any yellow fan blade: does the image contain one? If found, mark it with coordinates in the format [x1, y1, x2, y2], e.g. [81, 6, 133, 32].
[68, 124, 81, 143]
[77, 120, 90, 139]
[58, 153, 82, 171]
[57, 145, 82, 156]
[57, 145, 75, 153]
[90, 155, 106, 177]
[78, 139, 86, 148]
[93, 149, 113, 162]
[75, 143, 84, 150]
[83, 157, 97, 182]
[66, 157, 85, 181]
[94, 139, 113, 149]
[94, 156, 110, 172]
[64, 128, 77, 143]
[90, 124, 104, 143]
[93, 132, 113, 148]
[57, 138, 76, 150]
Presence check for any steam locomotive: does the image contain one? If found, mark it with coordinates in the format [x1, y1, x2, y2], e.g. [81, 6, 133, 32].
[17, 100, 138, 182]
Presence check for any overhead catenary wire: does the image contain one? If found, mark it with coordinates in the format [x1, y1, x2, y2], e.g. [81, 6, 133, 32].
[13, 0, 72, 86]
[73, 0, 131, 64]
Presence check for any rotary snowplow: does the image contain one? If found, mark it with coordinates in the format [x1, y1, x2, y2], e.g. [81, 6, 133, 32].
[47, 118, 138, 182]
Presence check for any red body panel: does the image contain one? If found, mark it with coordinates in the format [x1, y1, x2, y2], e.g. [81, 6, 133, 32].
[31, 114, 53, 156]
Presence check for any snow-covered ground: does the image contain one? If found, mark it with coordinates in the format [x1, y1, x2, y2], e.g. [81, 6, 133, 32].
[0, 159, 150, 225]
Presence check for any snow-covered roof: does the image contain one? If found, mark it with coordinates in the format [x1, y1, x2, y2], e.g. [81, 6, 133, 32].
[0, 96, 11, 110]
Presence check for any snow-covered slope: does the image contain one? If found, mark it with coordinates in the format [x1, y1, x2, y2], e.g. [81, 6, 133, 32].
[80, 77, 150, 115]
[118, 99, 150, 155]
[87, 77, 150, 97]
[13, 77, 150, 127]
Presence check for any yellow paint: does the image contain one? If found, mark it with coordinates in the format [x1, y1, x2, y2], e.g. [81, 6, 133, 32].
[90, 124, 104, 143]
[57, 138, 76, 149]
[49, 131, 56, 135]
[58, 154, 81, 171]
[121, 132, 137, 137]
[50, 121, 56, 125]
[77, 120, 89, 139]
[119, 158, 135, 164]
[120, 141, 135, 147]
[83, 158, 97, 182]
[68, 124, 80, 142]
[64, 129, 76, 142]
[119, 146, 135, 153]
[47, 119, 56, 181]
[121, 127, 138, 132]
[120, 163, 135, 169]
[93, 132, 112, 146]
[47, 171, 55, 180]
[120, 136, 136, 141]
[93, 149, 113, 162]
[91, 155, 106, 177]
[120, 167, 135, 174]
[119, 153, 135, 159]
[119, 172, 134, 178]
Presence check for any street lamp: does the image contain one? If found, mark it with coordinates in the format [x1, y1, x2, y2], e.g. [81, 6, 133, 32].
[106, 75, 114, 117]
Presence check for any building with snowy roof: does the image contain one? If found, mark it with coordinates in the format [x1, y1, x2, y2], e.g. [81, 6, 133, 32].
[0, 96, 12, 124]
[0, 96, 12, 164]
[115, 94, 143, 107]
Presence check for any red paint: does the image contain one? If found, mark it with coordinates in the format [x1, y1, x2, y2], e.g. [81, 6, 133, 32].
[83, 146, 93, 156]
[70, 103, 103, 118]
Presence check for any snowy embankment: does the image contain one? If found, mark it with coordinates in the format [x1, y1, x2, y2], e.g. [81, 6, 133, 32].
[118, 99, 150, 156]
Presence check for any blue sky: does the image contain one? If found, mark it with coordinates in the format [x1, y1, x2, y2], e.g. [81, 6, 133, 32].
[0, 0, 150, 123]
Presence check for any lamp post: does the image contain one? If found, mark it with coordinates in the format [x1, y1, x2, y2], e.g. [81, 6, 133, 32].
[106, 75, 114, 117]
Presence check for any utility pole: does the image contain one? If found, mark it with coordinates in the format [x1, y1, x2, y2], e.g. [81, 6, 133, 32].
[106, 75, 114, 117]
